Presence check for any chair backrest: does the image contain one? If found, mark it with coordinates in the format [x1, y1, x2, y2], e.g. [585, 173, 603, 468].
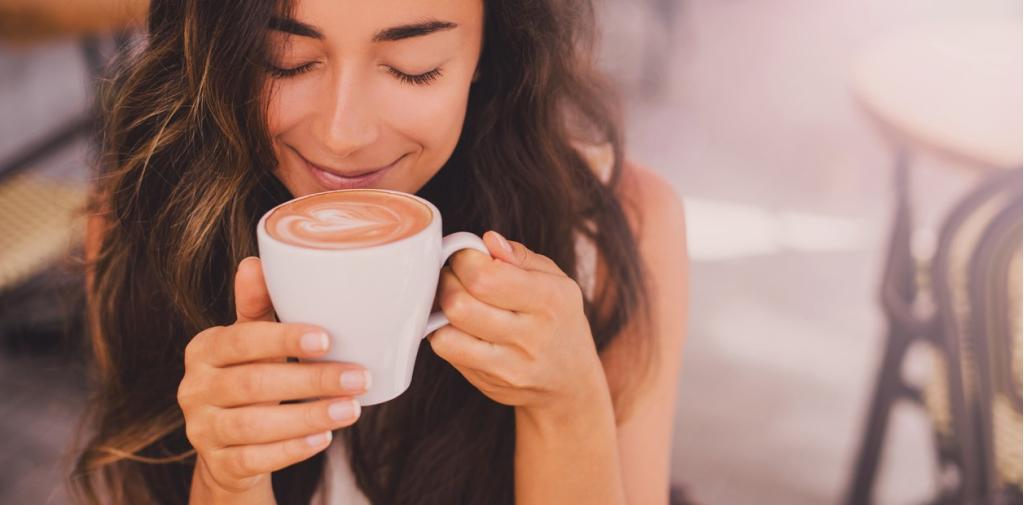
[927, 168, 1023, 503]
[966, 183, 1022, 499]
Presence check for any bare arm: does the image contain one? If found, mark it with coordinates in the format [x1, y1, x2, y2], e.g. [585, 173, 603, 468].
[605, 165, 688, 504]
[513, 163, 688, 504]
[514, 371, 627, 505]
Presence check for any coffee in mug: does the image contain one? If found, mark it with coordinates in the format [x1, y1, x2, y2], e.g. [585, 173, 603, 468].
[264, 190, 433, 250]
[257, 189, 490, 405]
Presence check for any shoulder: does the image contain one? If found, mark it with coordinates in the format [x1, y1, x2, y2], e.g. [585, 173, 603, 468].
[612, 160, 688, 296]
[617, 159, 688, 336]
[568, 136, 684, 237]
[620, 161, 686, 243]
[569, 140, 684, 232]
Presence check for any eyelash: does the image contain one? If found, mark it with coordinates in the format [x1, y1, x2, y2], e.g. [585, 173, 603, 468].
[265, 62, 317, 78]
[385, 66, 443, 86]
[265, 62, 443, 86]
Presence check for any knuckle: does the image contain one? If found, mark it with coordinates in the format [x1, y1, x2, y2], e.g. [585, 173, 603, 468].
[210, 412, 231, 443]
[504, 372, 526, 390]
[237, 413, 261, 443]
[234, 447, 258, 477]
[442, 290, 469, 323]
[226, 328, 250, 360]
[559, 277, 583, 303]
[176, 377, 195, 409]
[537, 290, 559, 315]
[305, 403, 326, 431]
[464, 270, 491, 298]
[429, 327, 450, 353]
[184, 331, 208, 366]
[315, 365, 335, 394]
[542, 255, 561, 271]
[216, 411, 248, 444]
[514, 247, 530, 264]
[544, 278, 580, 310]
[183, 418, 206, 447]
[237, 369, 263, 400]
[450, 249, 470, 267]
[516, 367, 539, 389]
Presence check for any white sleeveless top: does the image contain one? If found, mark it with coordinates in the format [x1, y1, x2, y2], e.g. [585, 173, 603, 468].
[312, 141, 614, 505]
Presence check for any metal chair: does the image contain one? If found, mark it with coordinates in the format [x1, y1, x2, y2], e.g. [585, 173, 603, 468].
[845, 19, 1021, 504]
[925, 168, 1022, 504]
[846, 164, 1021, 505]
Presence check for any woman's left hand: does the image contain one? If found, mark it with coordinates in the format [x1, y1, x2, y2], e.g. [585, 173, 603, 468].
[427, 231, 607, 418]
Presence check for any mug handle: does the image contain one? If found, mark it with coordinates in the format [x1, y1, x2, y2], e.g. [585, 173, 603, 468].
[422, 231, 490, 338]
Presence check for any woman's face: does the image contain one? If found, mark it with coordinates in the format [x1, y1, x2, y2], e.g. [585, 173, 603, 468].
[264, 0, 484, 197]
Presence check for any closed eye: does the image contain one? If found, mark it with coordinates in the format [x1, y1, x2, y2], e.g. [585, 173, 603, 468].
[385, 66, 443, 86]
[265, 62, 443, 87]
[265, 61, 318, 78]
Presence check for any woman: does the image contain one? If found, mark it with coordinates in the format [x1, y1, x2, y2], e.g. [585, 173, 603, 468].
[72, 0, 688, 504]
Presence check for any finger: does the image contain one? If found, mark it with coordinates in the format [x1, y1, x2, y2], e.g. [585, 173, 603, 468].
[193, 322, 329, 368]
[234, 257, 276, 323]
[483, 231, 565, 276]
[211, 429, 333, 480]
[210, 397, 361, 447]
[447, 249, 565, 313]
[427, 324, 505, 371]
[210, 361, 371, 407]
[437, 268, 527, 346]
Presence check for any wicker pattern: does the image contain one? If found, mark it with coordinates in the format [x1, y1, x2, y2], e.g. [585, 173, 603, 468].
[988, 225, 1021, 488]
[0, 173, 89, 292]
[921, 170, 1022, 498]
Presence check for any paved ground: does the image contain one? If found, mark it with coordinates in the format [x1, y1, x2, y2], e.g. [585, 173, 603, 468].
[2, 1, 1019, 504]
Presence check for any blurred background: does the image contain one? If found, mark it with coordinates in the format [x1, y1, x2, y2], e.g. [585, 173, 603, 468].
[0, 1, 1020, 504]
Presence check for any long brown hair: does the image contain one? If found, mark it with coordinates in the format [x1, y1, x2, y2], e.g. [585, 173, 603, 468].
[71, 0, 656, 503]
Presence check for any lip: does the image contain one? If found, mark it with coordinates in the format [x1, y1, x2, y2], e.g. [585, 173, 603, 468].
[298, 150, 405, 190]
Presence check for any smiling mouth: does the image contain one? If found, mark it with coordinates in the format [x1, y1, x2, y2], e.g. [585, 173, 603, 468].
[293, 147, 402, 178]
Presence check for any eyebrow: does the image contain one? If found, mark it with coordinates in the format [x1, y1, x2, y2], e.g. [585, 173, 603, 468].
[268, 17, 458, 43]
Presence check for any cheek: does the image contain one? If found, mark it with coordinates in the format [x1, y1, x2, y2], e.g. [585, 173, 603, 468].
[383, 82, 471, 164]
[263, 81, 315, 195]
[265, 80, 313, 138]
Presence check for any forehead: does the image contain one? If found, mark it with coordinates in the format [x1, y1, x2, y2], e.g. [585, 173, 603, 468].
[286, 0, 484, 43]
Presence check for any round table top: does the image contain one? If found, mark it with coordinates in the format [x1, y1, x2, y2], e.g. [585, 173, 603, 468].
[852, 20, 1022, 169]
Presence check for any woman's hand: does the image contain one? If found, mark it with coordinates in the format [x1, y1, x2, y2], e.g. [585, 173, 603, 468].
[178, 257, 371, 502]
[427, 231, 607, 420]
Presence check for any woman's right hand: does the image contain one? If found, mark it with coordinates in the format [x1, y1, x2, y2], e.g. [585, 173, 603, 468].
[178, 256, 370, 503]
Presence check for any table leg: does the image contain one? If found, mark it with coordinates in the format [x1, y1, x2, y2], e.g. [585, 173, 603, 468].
[845, 149, 919, 505]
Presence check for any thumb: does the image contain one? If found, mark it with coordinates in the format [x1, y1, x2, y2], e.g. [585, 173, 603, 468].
[234, 256, 276, 323]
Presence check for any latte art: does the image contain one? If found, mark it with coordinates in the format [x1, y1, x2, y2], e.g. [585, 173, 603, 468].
[265, 190, 433, 250]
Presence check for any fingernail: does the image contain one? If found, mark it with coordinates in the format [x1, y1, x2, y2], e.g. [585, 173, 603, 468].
[340, 370, 370, 390]
[306, 430, 332, 447]
[300, 332, 329, 353]
[494, 231, 513, 255]
[328, 399, 360, 421]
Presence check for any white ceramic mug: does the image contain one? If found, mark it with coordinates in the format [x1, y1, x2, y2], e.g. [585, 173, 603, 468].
[256, 189, 490, 405]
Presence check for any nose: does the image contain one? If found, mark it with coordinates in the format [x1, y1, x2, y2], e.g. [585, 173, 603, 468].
[312, 71, 380, 158]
